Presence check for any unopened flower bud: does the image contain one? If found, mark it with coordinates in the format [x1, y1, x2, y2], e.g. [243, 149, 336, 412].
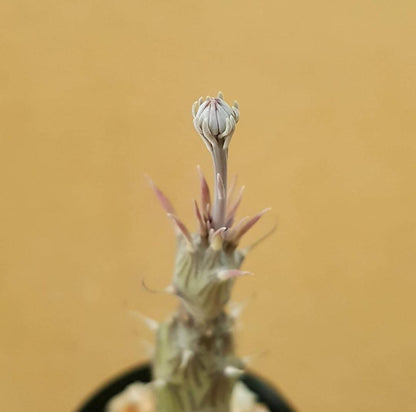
[192, 92, 239, 147]
[192, 92, 240, 228]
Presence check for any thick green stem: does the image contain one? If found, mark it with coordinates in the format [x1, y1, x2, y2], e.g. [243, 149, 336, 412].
[153, 238, 245, 412]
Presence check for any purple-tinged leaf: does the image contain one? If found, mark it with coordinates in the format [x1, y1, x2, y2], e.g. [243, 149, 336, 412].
[193, 199, 207, 236]
[232, 208, 272, 244]
[226, 216, 250, 241]
[227, 174, 238, 204]
[167, 213, 193, 250]
[146, 176, 175, 214]
[226, 185, 245, 227]
[197, 165, 211, 218]
[128, 310, 159, 331]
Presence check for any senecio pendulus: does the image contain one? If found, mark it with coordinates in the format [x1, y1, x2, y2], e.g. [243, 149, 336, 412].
[147, 93, 271, 412]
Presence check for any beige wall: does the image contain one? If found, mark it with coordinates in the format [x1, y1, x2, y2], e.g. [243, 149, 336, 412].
[1, 1, 415, 411]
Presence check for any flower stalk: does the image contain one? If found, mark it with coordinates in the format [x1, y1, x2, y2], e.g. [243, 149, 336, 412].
[193, 92, 240, 229]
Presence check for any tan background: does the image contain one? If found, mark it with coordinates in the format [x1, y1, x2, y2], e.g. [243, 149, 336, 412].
[1, 1, 415, 411]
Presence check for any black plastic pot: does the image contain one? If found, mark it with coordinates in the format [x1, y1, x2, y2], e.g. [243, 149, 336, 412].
[77, 364, 296, 412]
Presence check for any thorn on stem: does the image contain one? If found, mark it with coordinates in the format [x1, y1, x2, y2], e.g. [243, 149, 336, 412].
[128, 310, 159, 331]
[217, 269, 253, 282]
[141, 279, 176, 295]
[224, 365, 244, 378]
[229, 300, 249, 319]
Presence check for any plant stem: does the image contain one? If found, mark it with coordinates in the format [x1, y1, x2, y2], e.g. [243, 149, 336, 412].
[211, 144, 228, 229]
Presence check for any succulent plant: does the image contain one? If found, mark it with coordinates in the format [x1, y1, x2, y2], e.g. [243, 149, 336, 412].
[147, 93, 271, 412]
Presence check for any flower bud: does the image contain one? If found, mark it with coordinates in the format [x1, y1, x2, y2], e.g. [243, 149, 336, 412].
[192, 92, 239, 146]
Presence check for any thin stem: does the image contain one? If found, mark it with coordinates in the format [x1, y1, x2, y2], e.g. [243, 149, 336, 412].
[211, 144, 228, 229]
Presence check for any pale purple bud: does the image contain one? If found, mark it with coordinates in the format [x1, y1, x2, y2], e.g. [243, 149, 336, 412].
[192, 92, 239, 146]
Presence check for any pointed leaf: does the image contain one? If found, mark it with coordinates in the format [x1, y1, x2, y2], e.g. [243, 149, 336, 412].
[226, 185, 245, 227]
[193, 199, 207, 236]
[197, 165, 211, 218]
[232, 208, 271, 243]
[167, 213, 193, 250]
[146, 176, 175, 214]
